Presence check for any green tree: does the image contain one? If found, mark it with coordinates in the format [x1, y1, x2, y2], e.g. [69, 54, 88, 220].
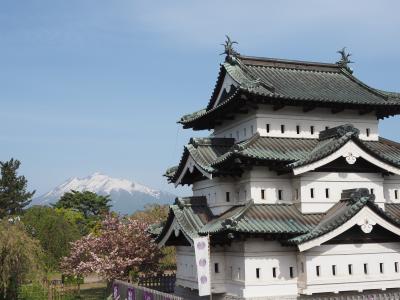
[22, 206, 81, 270]
[0, 159, 35, 218]
[53, 190, 111, 219]
[0, 218, 44, 299]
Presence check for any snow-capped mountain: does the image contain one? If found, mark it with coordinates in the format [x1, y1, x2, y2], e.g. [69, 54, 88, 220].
[32, 172, 176, 214]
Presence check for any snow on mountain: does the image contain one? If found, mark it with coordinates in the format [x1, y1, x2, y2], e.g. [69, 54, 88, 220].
[32, 172, 176, 214]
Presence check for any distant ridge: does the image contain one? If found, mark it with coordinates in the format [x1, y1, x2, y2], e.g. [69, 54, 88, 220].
[31, 172, 176, 214]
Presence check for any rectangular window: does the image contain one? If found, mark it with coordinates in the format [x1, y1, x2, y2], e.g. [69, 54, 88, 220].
[272, 267, 277, 278]
[325, 188, 330, 199]
[281, 124, 285, 133]
[380, 263, 384, 274]
[310, 188, 314, 198]
[364, 263, 368, 274]
[266, 124, 270, 133]
[301, 262, 304, 273]
[214, 263, 219, 273]
[261, 189, 265, 200]
[366, 128, 370, 137]
[370, 188, 374, 195]
[251, 125, 254, 135]
[332, 265, 336, 276]
[278, 190, 283, 200]
[296, 189, 299, 200]
[236, 131, 239, 139]
[256, 268, 260, 279]
[348, 264, 353, 275]
[230, 266, 233, 279]
[237, 268, 241, 280]
[316, 266, 320, 277]
[395, 190, 398, 200]
[310, 126, 315, 135]
[289, 267, 294, 278]
[296, 125, 300, 134]
[243, 128, 247, 137]
[325, 126, 329, 130]
[226, 192, 230, 202]
[395, 262, 399, 273]
[244, 190, 247, 200]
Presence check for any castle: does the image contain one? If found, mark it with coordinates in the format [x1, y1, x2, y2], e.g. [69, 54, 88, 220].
[157, 39, 400, 299]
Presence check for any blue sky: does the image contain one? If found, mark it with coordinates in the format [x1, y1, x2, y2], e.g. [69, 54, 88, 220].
[1, 1, 400, 197]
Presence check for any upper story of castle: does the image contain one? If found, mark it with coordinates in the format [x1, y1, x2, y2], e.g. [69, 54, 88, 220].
[179, 40, 400, 143]
[165, 38, 400, 213]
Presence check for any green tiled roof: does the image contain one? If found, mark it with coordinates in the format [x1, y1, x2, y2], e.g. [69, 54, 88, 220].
[157, 190, 400, 247]
[199, 201, 323, 235]
[180, 55, 400, 130]
[167, 125, 400, 184]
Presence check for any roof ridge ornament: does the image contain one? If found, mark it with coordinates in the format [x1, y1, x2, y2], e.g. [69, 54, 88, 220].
[336, 47, 354, 73]
[221, 35, 239, 63]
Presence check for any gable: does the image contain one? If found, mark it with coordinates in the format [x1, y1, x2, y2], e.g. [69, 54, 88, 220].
[296, 206, 400, 252]
[324, 224, 400, 245]
[293, 140, 400, 176]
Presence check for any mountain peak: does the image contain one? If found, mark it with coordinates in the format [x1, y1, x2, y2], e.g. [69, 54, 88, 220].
[32, 173, 176, 214]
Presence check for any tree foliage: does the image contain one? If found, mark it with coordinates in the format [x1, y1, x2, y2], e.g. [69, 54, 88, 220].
[131, 204, 176, 271]
[53, 190, 111, 219]
[22, 206, 82, 270]
[0, 218, 44, 299]
[61, 214, 162, 281]
[0, 159, 35, 218]
[131, 203, 169, 224]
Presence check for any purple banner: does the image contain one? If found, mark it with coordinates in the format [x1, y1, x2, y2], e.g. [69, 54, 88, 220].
[143, 291, 153, 300]
[112, 283, 120, 300]
[127, 287, 135, 300]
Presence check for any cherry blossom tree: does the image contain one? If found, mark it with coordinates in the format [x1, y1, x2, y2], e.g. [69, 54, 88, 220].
[60, 214, 162, 281]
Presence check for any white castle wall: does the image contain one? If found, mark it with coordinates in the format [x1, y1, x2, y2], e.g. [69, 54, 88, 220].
[299, 243, 400, 295]
[212, 105, 378, 142]
[193, 168, 399, 215]
[176, 239, 400, 298]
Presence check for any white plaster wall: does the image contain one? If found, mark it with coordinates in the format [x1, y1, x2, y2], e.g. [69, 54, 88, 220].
[192, 168, 294, 215]
[296, 172, 385, 213]
[175, 246, 198, 290]
[384, 175, 400, 203]
[300, 243, 400, 295]
[213, 105, 379, 141]
[241, 240, 299, 298]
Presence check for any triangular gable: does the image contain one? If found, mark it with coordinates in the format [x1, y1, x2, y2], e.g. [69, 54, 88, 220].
[287, 190, 400, 251]
[292, 139, 400, 176]
[175, 155, 212, 187]
[156, 197, 211, 247]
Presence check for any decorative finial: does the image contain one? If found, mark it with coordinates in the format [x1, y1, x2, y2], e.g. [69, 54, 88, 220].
[221, 35, 239, 57]
[336, 47, 354, 72]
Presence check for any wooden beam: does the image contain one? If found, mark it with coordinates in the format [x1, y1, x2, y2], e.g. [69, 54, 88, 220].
[236, 109, 249, 114]
[222, 115, 235, 120]
[331, 107, 344, 114]
[359, 108, 374, 115]
[303, 106, 316, 112]
[273, 103, 285, 111]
